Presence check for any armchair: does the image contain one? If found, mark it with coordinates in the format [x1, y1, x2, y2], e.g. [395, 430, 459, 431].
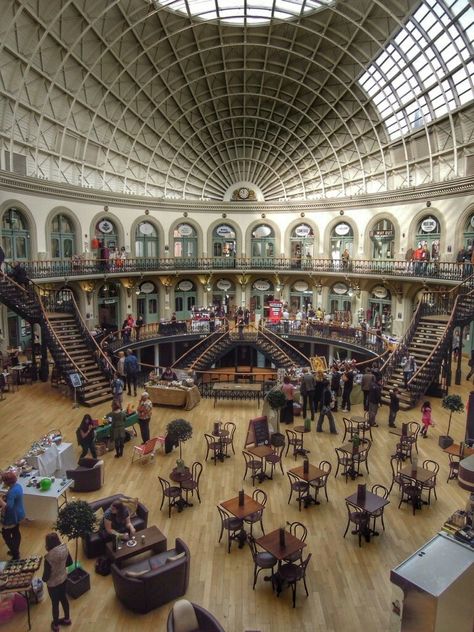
[66, 458, 104, 493]
[167, 600, 225, 632]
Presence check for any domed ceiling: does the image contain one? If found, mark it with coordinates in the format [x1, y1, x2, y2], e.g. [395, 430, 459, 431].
[0, 0, 472, 201]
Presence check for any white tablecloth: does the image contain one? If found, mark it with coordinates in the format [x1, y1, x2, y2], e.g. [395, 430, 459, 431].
[26, 443, 76, 477]
[18, 476, 73, 522]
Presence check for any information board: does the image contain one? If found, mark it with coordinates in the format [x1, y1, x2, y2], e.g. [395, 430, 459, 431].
[245, 416, 270, 447]
[69, 373, 82, 388]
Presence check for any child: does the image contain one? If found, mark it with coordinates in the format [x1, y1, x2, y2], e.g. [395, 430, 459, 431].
[420, 401, 433, 438]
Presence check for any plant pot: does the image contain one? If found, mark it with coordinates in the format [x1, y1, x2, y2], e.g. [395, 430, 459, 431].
[66, 568, 90, 599]
[438, 435, 453, 449]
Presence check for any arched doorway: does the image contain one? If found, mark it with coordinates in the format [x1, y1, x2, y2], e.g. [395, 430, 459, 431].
[328, 282, 352, 323]
[51, 214, 75, 259]
[415, 215, 441, 261]
[98, 282, 121, 330]
[174, 223, 198, 260]
[330, 222, 353, 263]
[174, 279, 196, 319]
[136, 280, 159, 324]
[289, 280, 313, 313]
[370, 219, 395, 259]
[368, 285, 392, 332]
[250, 278, 274, 319]
[1, 207, 30, 260]
[290, 223, 314, 268]
[212, 278, 236, 314]
[251, 225, 275, 266]
[212, 224, 237, 268]
[463, 214, 474, 250]
[135, 221, 158, 257]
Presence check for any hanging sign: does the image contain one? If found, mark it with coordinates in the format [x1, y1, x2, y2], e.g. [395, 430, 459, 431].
[98, 219, 114, 234]
[253, 225, 272, 238]
[335, 223, 351, 236]
[294, 224, 312, 238]
[421, 218, 437, 233]
[268, 300, 283, 323]
[178, 280, 193, 291]
[332, 282, 348, 295]
[216, 279, 232, 291]
[140, 282, 155, 294]
[253, 279, 271, 292]
[178, 224, 194, 237]
[372, 285, 388, 299]
[139, 222, 154, 235]
[293, 281, 309, 292]
[216, 225, 234, 238]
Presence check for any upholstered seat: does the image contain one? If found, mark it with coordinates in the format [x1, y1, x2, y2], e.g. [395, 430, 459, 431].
[167, 599, 225, 632]
[66, 458, 104, 493]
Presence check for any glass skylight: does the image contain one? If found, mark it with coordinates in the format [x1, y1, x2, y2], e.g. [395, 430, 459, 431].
[359, 0, 474, 140]
[154, 0, 333, 25]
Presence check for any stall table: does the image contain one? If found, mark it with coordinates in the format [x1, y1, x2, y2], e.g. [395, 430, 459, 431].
[94, 412, 139, 442]
[25, 442, 76, 477]
[145, 383, 201, 410]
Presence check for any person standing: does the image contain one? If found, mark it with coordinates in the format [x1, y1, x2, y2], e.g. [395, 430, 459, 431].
[388, 387, 400, 428]
[420, 401, 433, 438]
[330, 366, 341, 412]
[341, 366, 353, 412]
[367, 377, 382, 427]
[300, 368, 316, 420]
[466, 350, 474, 380]
[124, 349, 139, 396]
[316, 381, 337, 434]
[110, 402, 126, 457]
[313, 371, 325, 416]
[0, 243, 5, 274]
[137, 391, 153, 443]
[280, 376, 295, 424]
[361, 368, 375, 412]
[0, 471, 25, 560]
[402, 354, 416, 389]
[135, 315, 144, 341]
[111, 371, 124, 408]
[42, 532, 72, 632]
[116, 350, 126, 380]
[76, 414, 97, 459]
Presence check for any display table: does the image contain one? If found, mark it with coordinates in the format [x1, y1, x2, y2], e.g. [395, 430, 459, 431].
[6, 473, 74, 522]
[145, 383, 201, 410]
[94, 412, 139, 442]
[25, 442, 76, 477]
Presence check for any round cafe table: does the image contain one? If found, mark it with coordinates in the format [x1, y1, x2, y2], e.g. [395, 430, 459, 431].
[170, 467, 193, 511]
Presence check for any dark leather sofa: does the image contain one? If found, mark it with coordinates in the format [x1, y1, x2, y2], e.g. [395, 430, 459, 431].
[82, 493, 148, 559]
[111, 538, 190, 614]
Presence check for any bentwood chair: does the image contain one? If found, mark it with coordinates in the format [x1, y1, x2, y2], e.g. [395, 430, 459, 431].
[243, 488, 267, 535]
[285, 429, 303, 459]
[287, 471, 309, 512]
[353, 439, 371, 475]
[242, 451, 263, 486]
[221, 422, 236, 455]
[276, 553, 312, 608]
[284, 521, 308, 564]
[204, 433, 221, 464]
[447, 454, 460, 483]
[247, 534, 277, 590]
[388, 456, 404, 496]
[264, 444, 285, 479]
[309, 460, 332, 502]
[342, 417, 357, 443]
[158, 476, 181, 518]
[398, 476, 418, 515]
[344, 502, 369, 547]
[216, 505, 243, 553]
[370, 484, 389, 533]
[181, 461, 203, 504]
[408, 422, 421, 454]
[421, 459, 439, 504]
[334, 448, 351, 481]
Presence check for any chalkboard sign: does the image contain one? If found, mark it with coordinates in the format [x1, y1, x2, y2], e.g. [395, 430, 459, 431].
[245, 416, 270, 447]
[69, 373, 82, 388]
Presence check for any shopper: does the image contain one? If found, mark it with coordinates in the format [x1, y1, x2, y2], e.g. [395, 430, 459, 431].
[316, 381, 337, 434]
[420, 401, 433, 438]
[137, 391, 153, 443]
[124, 349, 139, 396]
[300, 368, 316, 420]
[0, 471, 25, 560]
[110, 401, 126, 457]
[341, 366, 353, 412]
[76, 414, 97, 460]
[388, 387, 400, 428]
[367, 377, 382, 427]
[111, 372, 124, 408]
[402, 354, 416, 389]
[361, 368, 375, 412]
[281, 376, 295, 424]
[43, 532, 72, 632]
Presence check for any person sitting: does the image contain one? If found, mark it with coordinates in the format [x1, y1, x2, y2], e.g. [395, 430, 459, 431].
[161, 366, 178, 382]
[99, 500, 135, 543]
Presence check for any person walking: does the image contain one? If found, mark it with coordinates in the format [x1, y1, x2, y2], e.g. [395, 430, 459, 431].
[124, 349, 139, 396]
[402, 354, 416, 389]
[361, 368, 375, 412]
[110, 402, 126, 457]
[0, 471, 25, 560]
[313, 371, 325, 416]
[300, 368, 316, 420]
[111, 371, 124, 408]
[76, 414, 97, 460]
[316, 381, 337, 434]
[280, 376, 295, 424]
[341, 367, 353, 412]
[330, 366, 341, 412]
[367, 377, 382, 427]
[388, 387, 400, 428]
[42, 532, 72, 632]
[420, 401, 433, 438]
[137, 391, 153, 443]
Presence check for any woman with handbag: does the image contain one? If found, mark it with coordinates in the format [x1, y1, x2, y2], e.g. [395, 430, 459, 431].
[110, 402, 126, 458]
[42, 532, 72, 632]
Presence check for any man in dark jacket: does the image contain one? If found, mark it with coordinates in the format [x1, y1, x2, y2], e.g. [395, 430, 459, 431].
[124, 349, 139, 397]
[388, 387, 400, 428]
[300, 368, 315, 420]
[330, 367, 341, 412]
[361, 368, 375, 412]
[316, 381, 337, 434]
[368, 377, 382, 427]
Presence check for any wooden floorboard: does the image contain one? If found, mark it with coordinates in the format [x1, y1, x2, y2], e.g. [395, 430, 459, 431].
[0, 363, 471, 632]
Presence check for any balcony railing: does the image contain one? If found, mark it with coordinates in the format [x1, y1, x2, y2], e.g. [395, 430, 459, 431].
[16, 256, 474, 283]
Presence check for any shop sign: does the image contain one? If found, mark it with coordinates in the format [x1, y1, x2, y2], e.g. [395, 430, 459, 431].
[253, 225, 272, 239]
[253, 279, 271, 292]
[421, 218, 437, 233]
[98, 219, 114, 234]
[178, 224, 194, 237]
[103, 298, 116, 304]
[177, 280, 193, 291]
[334, 223, 351, 236]
[370, 229, 394, 241]
[216, 279, 232, 291]
[332, 282, 348, 295]
[139, 222, 154, 235]
[216, 225, 234, 238]
[372, 285, 388, 299]
[294, 224, 311, 238]
[293, 281, 309, 292]
[140, 282, 155, 294]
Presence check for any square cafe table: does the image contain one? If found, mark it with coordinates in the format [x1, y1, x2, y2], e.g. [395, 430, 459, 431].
[442, 443, 474, 458]
[256, 528, 306, 562]
[400, 464, 435, 512]
[289, 464, 325, 506]
[105, 525, 167, 566]
[221, 494, 264, 546]
[345, 490, 390, 541]
[245, 445, 274, 482]
[339, 441, 369, 480]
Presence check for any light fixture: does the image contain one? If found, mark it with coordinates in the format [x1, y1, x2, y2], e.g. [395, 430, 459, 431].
[347, 287, 354, 298]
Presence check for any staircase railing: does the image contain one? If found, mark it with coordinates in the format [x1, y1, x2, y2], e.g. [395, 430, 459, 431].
[188, 326, 233, 370]
[172, 320, 230, 369]
[259, 324, 309, 366]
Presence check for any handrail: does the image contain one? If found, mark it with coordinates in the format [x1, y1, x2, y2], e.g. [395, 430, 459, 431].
[189, 325, 234, 370]
[172, 319, 230, 368]
[259, 323, 309, 366]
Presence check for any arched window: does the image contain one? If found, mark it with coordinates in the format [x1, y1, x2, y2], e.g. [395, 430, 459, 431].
[415, 216, 441, 261]
[290, 224, 314, 268]
[370, 219, 395, 260]
[51, 214, 75, 259]
[174, 223, 197, 258]
[463, 215, 474, 250]
[212, 224, 236, 266]
[251, 225, 275, 264]
[369, 286, 392, 333]
[174, 279, 196, 319]
[328, 282, 352, 323]
[212, 278, 235, 313]
[1, 207, 30, 260]
[136, 280, 159, 324]
[135, 221, 158, 257]
[93, 218, 119, 251]
[330, 223, 353, 261]
[250, 278, 274, 318]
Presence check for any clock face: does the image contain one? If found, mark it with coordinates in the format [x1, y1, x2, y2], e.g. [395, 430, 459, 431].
[239, 187, 250, 200]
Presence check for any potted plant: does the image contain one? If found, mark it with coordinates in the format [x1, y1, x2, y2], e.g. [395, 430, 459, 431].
[350, 433, 361, 454]
[166, 418, 193, 460]
[439, 394, 464, 448]
[55, 500, 96, 599]
[266, 388, 287, 433]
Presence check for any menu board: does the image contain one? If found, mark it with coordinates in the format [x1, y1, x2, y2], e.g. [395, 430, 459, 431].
[245, 416, 270, 447]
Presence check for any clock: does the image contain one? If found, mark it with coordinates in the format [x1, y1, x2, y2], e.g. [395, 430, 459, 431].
[238, 187, 250, 200]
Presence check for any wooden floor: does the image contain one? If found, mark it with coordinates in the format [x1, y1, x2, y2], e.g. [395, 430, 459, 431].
[0, 364, 472, 632]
